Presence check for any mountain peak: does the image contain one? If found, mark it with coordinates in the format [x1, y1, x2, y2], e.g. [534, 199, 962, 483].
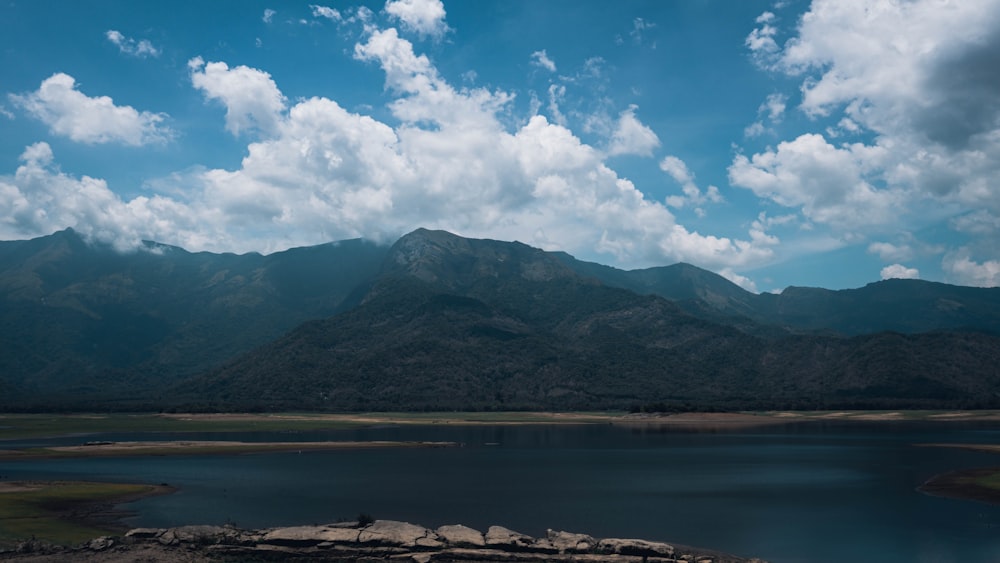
[384, 228, 579, 288]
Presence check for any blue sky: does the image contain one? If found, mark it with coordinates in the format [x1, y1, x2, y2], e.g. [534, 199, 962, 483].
[2, 0, 999, 292]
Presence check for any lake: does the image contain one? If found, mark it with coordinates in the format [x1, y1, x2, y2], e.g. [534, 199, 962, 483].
[2, 420, 1000, 562]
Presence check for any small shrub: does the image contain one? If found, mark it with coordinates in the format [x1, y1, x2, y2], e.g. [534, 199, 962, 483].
[357, 513, 375, 527]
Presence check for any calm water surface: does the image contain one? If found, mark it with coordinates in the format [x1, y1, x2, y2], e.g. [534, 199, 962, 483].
[2, 421, 1000, 563]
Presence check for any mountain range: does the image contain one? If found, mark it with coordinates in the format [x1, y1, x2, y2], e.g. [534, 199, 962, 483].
[2, 228, 999, 411]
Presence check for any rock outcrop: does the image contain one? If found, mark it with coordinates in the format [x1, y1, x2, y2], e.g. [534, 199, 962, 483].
[1, 519, 767, 562]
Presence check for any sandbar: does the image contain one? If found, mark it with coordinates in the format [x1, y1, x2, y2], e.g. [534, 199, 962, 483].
[0, 440, 455, 460]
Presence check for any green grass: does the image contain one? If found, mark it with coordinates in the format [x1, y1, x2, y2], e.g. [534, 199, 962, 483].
[971, 470, 1000, 492]
[0, 481, 158, 547]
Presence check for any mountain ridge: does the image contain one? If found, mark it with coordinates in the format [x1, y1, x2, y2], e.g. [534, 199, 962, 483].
[3, 228, 1000, 410]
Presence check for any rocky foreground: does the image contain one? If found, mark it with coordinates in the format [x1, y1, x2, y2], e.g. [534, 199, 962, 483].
[3, 519, 766, 562]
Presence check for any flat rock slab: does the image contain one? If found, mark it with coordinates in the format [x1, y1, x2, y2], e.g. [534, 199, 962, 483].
[597, 537, 676, 557]
[261, 525, 360, 546]
[436, 524, 486, 547]
[359, 520, 443, 548]
[547, 529, 596, 553]
[485, 525, 535, 550]
[95, 520, 766, 562]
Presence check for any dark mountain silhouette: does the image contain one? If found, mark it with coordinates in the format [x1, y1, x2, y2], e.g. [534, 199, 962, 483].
[0, 228, 387, 406]
[2, 228, 1000, 410]
[180, 229, 1000, 411]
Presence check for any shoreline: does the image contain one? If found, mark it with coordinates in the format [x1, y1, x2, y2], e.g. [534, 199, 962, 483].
[1, 516, 767, 562]
[0, 481, 175, 549]
[1, 480, 767, 561]
[0, 440, 456, 460]
[3, 410, 1000, 442]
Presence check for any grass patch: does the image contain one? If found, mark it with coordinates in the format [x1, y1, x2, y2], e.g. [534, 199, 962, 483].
[0, 481, 162, 547]
[971, 470, 1000, 492]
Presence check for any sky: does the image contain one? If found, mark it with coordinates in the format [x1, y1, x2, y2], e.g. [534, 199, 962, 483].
[2, 0, 999, 292]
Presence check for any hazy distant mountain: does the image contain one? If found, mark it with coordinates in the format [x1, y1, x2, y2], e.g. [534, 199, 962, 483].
[2, 228, 1000, 410]
[0, 229, 387, 406]
[182, 229, 1000, 411]
[555, 254, 1000, 336]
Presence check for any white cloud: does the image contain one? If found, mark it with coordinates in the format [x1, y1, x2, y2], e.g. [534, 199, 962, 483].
[530, 50, 556, 72]
[868, 241, 914, 263]
[738, 0, 1000, 285]
[660, 155, 723, 211]
[311, 5, 341, 21]
[778, 0, 1000, 137]
[763, 93, 786, 121]
[744, 92, 787, 137]
[746, 11, 779, 67]
[105, 30, 161, 58]
[9, 73, 172, 145]
[769, 0, 1000, 192]
[384, 0, 449, 39]
[607, 105, 660, 157]
[263, 9, 276, 23]
[951, 209, 1000, 235]
[189, 57, 287, 137]
[729, 133, 899, 230]
[719, 268, 759, 293]
[0, 22, 781, 292]
[546, 83, 567, 127]
[629, 17, 656, 47]
[943, 251, 1000, 287]
[744, 121, 766, 138]
[880, 263, 920, 281]
[0, 143, 203, 251]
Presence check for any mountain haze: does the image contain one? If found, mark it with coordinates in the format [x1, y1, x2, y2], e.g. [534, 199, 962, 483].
[0, 229, 387, 406]
[2, 228, 1000, 410]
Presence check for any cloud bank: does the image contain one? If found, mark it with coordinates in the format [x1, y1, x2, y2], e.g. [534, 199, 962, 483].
[731, 0, 1000, 286]
[0, 18, 772, 278]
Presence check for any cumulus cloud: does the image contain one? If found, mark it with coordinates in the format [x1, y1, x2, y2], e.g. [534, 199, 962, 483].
[943, 251, 1000, 288]
[311, 5, 341, 21]
[952, 209, 1000, 235]
[719, 268, 758, 293]
[606, 105, 660, 157]
[263, 9, 276, 23]
[530, 50, 556, 72]
[880, 263, 919, 281]
[189, 57, 287, 137]
[729, 133, 897, 230]
[191, 27, 772, 270]
[868, 241, 914, 263]
[0, 143, 203, 251]
[660, 155, 722, 212]
[384, 0, 449, 39]
[764, 0, 1000, 197]
[0, 25, 781, 285]
[736, 0, 1000, 286]
[778, 0, 1000, 142]
[9, 73, 172, 145]
[746, 11, 779, 67]
[105, 30, 161, 58]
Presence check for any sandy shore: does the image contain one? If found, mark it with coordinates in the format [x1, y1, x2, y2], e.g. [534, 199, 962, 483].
[154, 411, 621, 425]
